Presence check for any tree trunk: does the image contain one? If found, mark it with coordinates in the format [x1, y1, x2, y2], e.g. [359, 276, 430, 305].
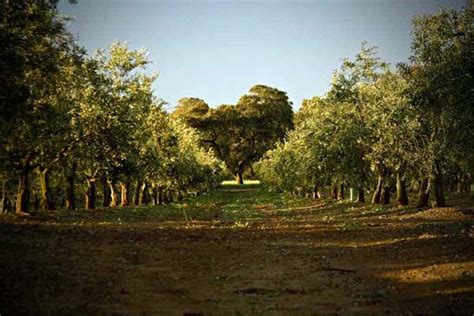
[299, 187, 306, 197]
[64, 162, 76, 210]
[38, 167, 55, 210]
[417, 177, 430, 208]
[16, 166, 31, 214]
[457, 175, 463, 193]
[408, 179, 418, 193]
[235, 171, 244, 185]
[167, 190, 173, 203]
[433, 162, 446, 207]
[357, 187, 365, 203]
[158, 186, 164, 205]
[109, 180, 118, 207]
[1, 179, 11, 214]
[312, 184, 320, 199]
[381, 185, 390, 204]
[101, 175, 111, 208]
[120, 181, 130, 207]
[396, 173, 409, 206]
[372, 174, 384, 204]
[337, 183, 345, 200]
[139, 181, 149, 206]
[133, 180, 142, 206]
[151, 185, 158, 205]
[85, 178, 96, 210]
[331, 186, 337, 199]
[177, 190, 184, 201]
[32, 193, 40, 211]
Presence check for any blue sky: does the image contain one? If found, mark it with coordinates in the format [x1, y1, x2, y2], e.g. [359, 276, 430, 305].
[59, 0, 466, 110]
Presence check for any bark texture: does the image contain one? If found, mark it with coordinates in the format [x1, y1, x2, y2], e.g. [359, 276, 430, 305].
[417, 177, 430, 208]
[396, 173, 409, 206]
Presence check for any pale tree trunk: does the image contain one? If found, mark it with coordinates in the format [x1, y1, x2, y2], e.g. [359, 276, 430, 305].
[139, 181, 149, 206]
[408, 179, 418, 192]
[372, 173, 385, 204]
[120, 181, 130, 207]
[38, 166, 54, 210]
[337, 183, 345, 200]
[312, 184, 320, 199]
[235, 171, 244, 185]
[108, 180, 118, 207]
[396, 173, 409, 206]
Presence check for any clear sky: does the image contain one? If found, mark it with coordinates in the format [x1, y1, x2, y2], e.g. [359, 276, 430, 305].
[58, 0, 466, 110]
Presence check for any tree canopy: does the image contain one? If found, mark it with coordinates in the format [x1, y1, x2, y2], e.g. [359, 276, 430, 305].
[256, 3, 473, 207]
[172, 85, 293, 184]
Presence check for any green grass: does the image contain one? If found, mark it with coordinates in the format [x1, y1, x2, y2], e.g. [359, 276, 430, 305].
[22, 181, 310, 225]
[8, 182, 472, 225]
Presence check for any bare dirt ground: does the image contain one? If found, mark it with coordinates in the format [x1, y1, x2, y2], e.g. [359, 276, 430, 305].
[1, 185, 473, 315]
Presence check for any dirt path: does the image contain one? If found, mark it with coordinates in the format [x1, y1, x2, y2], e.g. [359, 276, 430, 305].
[1, 185, 473, 314]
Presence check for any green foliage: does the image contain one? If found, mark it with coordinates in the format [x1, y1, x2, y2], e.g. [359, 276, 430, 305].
[0, 2, 472, 213]
[0, 4, 223, 213]
[172, 85, 294, 183]
[406, 3, 474, 175]
[258, 3, 473, 206]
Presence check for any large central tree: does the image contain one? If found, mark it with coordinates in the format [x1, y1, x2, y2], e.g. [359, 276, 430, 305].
[172, 85, 293, 184]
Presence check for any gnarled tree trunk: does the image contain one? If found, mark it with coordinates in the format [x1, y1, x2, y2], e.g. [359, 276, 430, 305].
[139, 181, 149, 206]
[396, 173, 409, 206]
[235, 171, 244, 185]
[133, 180, 142, 206]
[433, 162, 446, 207]
[64, 162, 76, 210]
[38, 166, 54, 210]
[337, 183, 345, 200]
[85, 177, 96, 210]
[417, 177, 430, 208]
[381, 185, 390, 204]
[372, 172, 385, 204]
[108, 180, 118, 207]
[16, 165, 31, 214]
[120, 181, 130, 207]
[101, 175, 111, 208]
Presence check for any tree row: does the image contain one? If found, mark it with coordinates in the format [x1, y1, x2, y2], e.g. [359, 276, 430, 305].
[256, 5, 473, 207]
[0, 2, 223, 214]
